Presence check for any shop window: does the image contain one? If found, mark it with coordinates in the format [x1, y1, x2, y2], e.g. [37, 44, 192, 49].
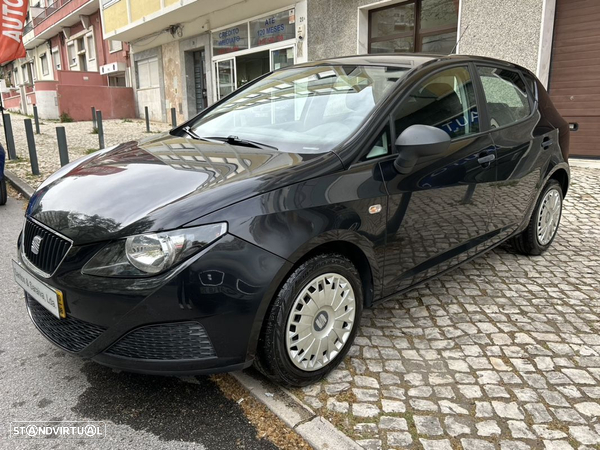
[369, 0, 458, 54]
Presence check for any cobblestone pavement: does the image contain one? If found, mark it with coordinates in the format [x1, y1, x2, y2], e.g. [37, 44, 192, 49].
[3, 112, 171, 188]
[294, 166, 600, 450]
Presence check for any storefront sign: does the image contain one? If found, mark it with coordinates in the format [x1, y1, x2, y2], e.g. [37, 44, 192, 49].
[212, 25, 249, 56]
[250, 9, 295, 48]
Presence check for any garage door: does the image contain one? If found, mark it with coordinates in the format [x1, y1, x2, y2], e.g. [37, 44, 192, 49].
[548, 0, 600, 158]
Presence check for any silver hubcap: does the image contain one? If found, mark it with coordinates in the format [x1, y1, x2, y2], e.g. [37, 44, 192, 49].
[286, 273, 356, 372]
[537, 188, 562, 246]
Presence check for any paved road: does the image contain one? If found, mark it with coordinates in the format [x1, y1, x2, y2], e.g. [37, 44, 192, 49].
[297, 166, 600, 450]
[0, 195, 277, 449]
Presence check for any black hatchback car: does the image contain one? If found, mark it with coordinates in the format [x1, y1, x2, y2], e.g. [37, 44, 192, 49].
[14, 54, 569, 386]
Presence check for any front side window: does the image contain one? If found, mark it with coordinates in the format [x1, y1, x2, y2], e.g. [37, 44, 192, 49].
[477, 66, 531, 128]
[394, 66, 479, 140]
[369, 0, 458, 54]
[191, 65, 410, 153]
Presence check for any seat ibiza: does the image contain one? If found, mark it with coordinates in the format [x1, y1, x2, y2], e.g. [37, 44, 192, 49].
[14, 54, 569, 386]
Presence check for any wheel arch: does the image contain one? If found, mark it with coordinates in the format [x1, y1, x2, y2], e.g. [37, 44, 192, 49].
[549, 167, 569, 198]
[244, 233, 381, 362]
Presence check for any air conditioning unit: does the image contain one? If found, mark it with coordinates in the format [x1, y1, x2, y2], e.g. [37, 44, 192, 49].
[100, 62, 127, 75]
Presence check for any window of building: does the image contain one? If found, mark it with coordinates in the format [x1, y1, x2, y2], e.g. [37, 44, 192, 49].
[109, 40, 123, 53]
[21, 65, 29, 84]
[369, 0, 459, 54]
[67, 42, 76, 66]
[394, 66, 479, 140]
[477, 66, 531, 128]
[136, 57, 160, 89]
[52, 48, 61, 70]
[13, 68, 19, 85]
[101, 0, 120, 9]
[109, 75, 126, 87]
[86, 33, 95, 60]
[40, 53, 49, 75]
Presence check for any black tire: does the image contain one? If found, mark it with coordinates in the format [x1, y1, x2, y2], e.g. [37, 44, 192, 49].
[511, 179, 563, 256]
[255, 253, 363, 387]
[0, 178, 7, 206]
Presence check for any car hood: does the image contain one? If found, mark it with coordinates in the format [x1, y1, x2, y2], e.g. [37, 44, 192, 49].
[27, 135, 342, 244]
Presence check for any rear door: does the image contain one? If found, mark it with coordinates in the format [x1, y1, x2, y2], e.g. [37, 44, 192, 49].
[379, 64, 498, 297]
[475, 65, 546, 242]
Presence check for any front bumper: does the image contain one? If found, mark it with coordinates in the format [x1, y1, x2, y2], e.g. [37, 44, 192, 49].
[20, 233, 290, 375]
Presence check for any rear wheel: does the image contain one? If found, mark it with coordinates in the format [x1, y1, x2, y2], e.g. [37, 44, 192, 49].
[0, 178, 7, 206]
[255, 254, 363, 387]
[511, 179, 563, 255]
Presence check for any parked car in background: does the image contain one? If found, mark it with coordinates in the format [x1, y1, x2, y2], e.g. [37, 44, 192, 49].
[13, 54, 569, 386]
[0, 145, 7, 206]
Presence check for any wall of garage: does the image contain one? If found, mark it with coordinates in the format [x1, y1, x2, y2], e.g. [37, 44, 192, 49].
[457, 0, 545, 77]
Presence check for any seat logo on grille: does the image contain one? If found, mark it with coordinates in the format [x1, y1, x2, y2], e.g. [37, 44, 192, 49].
[31, 235, 43, 255]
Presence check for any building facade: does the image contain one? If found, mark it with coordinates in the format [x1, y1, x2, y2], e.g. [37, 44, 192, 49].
[1, 0, 135, 121]
[101, 0, 309, 124]
[98, 0, 597, 157]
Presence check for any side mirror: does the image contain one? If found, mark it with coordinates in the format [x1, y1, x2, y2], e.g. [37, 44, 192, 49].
[394, 125, 451, 174]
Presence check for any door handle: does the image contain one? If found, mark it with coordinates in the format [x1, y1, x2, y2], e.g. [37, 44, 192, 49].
[542, 137, 554, 148]
[477, 153, 496, 165]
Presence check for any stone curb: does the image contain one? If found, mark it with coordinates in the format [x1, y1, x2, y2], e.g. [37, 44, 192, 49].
[232, 370, 363, 450]
[4, 169, 34, 200]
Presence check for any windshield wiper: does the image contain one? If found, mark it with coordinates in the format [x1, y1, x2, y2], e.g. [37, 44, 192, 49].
[206, 135, 278, 151]
[181, 126, 205, 141]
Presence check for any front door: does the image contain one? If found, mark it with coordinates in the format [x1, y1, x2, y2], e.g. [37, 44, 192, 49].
[380, 65, 497, 297]
[215, 58, 236, 100]
[193, 50, 208, 113]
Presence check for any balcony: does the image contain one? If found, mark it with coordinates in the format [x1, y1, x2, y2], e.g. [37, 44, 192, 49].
[24, 0, 99, 49]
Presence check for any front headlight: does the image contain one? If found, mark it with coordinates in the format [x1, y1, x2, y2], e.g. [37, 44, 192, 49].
[82, 223, 227, 277]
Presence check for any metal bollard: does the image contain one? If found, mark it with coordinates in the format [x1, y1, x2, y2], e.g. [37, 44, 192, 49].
[3, 113, 16, 159]
[56, 126, 69, 167]
[24, 119, 39, 175]
[171, 107, 177, 128]
[145, 106, 150, 133]
[92, 106, 97, 129]
[33, 105, 40, 134]
[96, 110, 105, 149]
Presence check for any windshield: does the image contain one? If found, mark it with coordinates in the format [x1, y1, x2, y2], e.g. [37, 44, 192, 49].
[190, 65, 410, 153]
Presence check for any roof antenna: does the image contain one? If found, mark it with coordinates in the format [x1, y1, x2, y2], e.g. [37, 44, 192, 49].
[451, 24, 470, 54]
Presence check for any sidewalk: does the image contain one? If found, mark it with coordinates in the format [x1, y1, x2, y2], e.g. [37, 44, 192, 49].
[1, 112, 171, 188]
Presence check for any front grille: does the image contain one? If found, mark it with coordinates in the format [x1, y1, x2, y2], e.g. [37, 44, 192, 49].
[26, 295, 107, 352]
[106, 322, 216, 360]
[22, 219, 71, 275]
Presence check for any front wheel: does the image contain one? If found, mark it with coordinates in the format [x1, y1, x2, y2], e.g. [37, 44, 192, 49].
[255, 254, 363, 387]
[511, 179, 563, 255]
[0, 178, 7, 206]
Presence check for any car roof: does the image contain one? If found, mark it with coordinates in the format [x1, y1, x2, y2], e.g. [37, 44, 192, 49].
[296, 53, 531, 74]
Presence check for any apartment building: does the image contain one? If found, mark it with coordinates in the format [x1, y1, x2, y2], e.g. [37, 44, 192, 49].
[1, 0, 135, 120]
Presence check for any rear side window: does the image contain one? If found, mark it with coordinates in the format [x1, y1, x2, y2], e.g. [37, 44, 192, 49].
[477, 66, 531, 128]
[394, 66, 480, 140]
